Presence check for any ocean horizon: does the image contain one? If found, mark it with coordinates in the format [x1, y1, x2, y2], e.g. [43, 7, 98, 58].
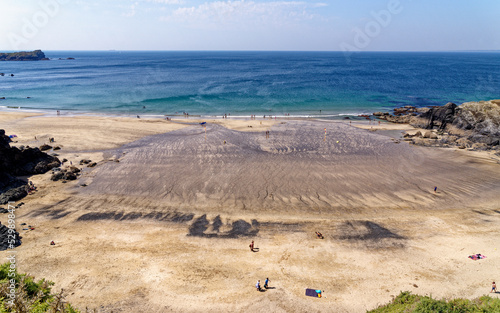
[1, 51, 499, 118]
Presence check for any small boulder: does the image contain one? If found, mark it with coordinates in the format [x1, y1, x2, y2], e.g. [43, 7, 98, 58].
[39, 144, 52, 151]
[69, 166, 80, 173]
[63, 172, 77, 180]
[51, 172, 64, 181]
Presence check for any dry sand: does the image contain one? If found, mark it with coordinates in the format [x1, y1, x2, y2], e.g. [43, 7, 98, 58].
[1, 112, 500, 312]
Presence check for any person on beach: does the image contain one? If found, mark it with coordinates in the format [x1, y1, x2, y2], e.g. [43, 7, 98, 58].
[264, 277, 270, 289]
[249, 240, 254, 251]
[434, 186, 437, 193]
[315, 231, 324, 239]
[492, 282, 497, 293]
[256, 280, 261, 291]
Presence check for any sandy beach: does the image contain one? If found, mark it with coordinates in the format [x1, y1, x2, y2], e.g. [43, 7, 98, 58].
[1, 112, 500, 312]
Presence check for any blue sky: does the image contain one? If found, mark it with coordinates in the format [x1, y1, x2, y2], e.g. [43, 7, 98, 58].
[0, 0, 498, 51]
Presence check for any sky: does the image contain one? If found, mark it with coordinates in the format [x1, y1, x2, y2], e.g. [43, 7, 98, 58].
[0, 0, 499, 51]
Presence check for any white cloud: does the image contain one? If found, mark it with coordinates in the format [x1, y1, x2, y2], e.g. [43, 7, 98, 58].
[123, 2, 139, 17]
[147, 0, 184, 4]
[162, 0, 327, 27]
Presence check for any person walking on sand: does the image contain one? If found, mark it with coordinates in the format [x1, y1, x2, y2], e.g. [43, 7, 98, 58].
[264, 277, 270, 289]
[491, 282, 497, 293]
[434, 186, 437, 193]
[249, 240, 254, 251]
[256, 280, 261, 291]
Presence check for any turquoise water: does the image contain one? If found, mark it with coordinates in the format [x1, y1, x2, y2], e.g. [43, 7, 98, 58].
[0, 51, 499, 117]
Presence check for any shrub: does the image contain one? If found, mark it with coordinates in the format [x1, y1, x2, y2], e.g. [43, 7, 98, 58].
[368, 291, 500, 313]
[0, 263, 82, 312]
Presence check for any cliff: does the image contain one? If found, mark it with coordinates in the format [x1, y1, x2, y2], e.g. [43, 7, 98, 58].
[0, 50, 48, 61]
[374, 100, 500, 151]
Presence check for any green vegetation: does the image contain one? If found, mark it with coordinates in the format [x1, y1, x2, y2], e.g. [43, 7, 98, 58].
[0, 50, 47, 61]
[368, 291, 500, 313]
[0, 263, 82, 312]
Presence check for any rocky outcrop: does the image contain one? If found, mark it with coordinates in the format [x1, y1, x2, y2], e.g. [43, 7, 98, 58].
[375, 100, 500, 151]
[0, 50, 48, 61]
[0, 224, 22, 251]
[51, 166, 80, 182]
[0, 129, 60, 204]
[417, 102, 458, 130]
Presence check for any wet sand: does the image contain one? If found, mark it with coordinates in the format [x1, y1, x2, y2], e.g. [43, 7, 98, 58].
[1, 113, 500, 312]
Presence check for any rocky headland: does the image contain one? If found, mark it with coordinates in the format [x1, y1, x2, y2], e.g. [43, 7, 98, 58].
[0, 50, 49, 61]
[0, 129, 60, 204]
[374, 100, 500, 152]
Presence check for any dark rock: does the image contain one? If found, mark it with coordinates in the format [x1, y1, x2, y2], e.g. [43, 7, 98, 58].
[51, 166, 80, 182]
[472, 136, 500, 146]
[53, 146, 61, 150]
[0, 128, 59, 203]
[0, 224, 22, 251]
[87, 162, 97, 168]
[39, 144, 52, 151]
[0, 185, 28, 204]
[419, 102, 457, 130]
[51, 172, 64, 181]
[64, 172, 77, 180]
[34, 160, 60, 173]
[79, 159, 91, 165]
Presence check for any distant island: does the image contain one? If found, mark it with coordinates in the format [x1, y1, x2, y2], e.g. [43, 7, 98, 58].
[0, 50, 49, 61]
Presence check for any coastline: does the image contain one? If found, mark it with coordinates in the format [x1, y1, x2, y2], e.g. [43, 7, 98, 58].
[1, 111, 499, 312]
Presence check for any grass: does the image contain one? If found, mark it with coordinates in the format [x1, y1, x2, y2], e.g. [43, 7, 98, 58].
[368, 291, 500, 313]
[0, 263, 84, 313]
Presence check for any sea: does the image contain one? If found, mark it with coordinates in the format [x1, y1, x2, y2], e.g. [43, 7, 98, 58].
[0, 51, 499, 118]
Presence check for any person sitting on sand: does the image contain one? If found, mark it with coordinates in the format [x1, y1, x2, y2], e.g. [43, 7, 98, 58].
[315, 232, 324, 239]
[50, 241, 55, 245]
